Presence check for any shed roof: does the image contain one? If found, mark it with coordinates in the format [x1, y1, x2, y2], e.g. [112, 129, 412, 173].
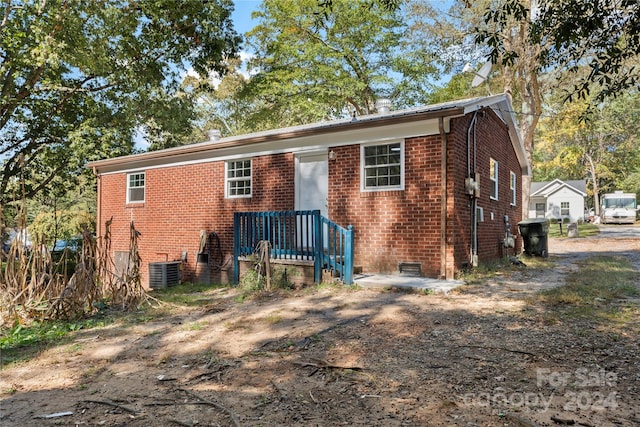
[88, 94, 529, 176]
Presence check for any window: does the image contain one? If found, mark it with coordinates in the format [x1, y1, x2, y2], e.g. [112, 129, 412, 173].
[127, 172, 145, 203]
[226, 159, 252, 198]
[510, 171, 517, 205]
[561, 202, 570, 217]
[536, 203, 546, 217]
[362, 141, 403, 191]
[490, 158, 498, 200]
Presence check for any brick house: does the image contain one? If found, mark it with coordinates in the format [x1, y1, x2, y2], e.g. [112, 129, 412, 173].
[88, 94, 529, 287]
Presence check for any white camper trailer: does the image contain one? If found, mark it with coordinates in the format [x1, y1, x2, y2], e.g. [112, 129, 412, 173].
[601, 191, 637, 224]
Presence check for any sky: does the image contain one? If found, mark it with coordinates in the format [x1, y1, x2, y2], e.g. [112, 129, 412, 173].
[231, 1, 261, 36]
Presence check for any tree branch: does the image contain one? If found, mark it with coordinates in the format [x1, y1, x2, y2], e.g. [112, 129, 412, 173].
[0, 65, 46, 130]
[0, 0, 11, 30]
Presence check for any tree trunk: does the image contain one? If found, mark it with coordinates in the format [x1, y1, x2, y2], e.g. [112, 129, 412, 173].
[501, 5, 542, 220]
[585, 153, 600, 216]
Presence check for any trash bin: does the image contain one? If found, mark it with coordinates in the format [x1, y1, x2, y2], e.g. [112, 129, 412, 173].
[518, 218, 549, 257]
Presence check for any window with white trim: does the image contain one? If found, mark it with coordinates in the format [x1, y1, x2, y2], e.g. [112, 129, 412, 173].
[226, 159, 252, 198]
[490, 158, 498, 200]
[561, 202, 570, 217]
[510, 171, 517, 205]
[361, 141, 403, 191]
[127, 172, 145, 203]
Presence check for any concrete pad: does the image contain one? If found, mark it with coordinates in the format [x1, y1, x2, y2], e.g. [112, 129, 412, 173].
[354, 274, 465, 294]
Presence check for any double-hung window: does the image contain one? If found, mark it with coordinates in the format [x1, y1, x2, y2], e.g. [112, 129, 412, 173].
[561, 202, 570, 217]
[510, 171, 517, 205]
[127, 172, 145, 203]
[226, 159, 252, 198]
[490, 158, 498, 200]
[361, 141, 404, 191]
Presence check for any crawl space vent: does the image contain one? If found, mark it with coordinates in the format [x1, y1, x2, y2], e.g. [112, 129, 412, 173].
[149, 261, 181, 289]
[398, 262, 422, 277]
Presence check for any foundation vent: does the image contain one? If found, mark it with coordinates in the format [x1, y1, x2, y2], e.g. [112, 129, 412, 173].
[398, 262, 422, 277]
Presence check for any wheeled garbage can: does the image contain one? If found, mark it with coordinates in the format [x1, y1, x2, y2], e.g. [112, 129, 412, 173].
[518, 218, 549, 257]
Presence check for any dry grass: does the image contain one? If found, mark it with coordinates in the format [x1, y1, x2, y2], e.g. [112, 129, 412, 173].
[529, 255, 639, 322]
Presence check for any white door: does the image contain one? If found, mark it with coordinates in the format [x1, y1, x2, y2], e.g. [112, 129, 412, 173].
[296, 152, 328, 216]
[295, 153, 328, 251]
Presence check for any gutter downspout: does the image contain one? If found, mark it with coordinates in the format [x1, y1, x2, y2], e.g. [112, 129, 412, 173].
[438, 117, 449, 279]
[466, 112, 479, 267]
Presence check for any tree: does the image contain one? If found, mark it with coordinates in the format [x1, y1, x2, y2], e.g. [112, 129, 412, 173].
[0, 0, 241, 207]
[399, 1, 547, 218]
[476, 1, 640, 217]
[534, 93, 640, 213]
[185, 57, 265, 139]
[482, 0, 640, 107]
[239, 0, 440, 130]
[466, 1, 547, 219]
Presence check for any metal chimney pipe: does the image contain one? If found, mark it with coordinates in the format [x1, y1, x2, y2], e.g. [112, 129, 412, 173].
[207, 129, 221, 141]
[375, 98, 392, 115]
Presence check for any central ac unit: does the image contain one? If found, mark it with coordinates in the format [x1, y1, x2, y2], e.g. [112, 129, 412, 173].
[149, 261, 181, 289]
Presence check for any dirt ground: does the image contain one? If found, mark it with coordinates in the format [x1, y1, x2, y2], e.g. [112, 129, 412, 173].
[1, 230, 639, 427]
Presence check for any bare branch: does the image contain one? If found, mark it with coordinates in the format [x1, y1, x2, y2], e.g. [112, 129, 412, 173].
[0, 0, 11, 30]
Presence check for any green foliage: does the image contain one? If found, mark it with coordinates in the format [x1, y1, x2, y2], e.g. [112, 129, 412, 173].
[186, 58, 261, 138]
[427, 74, 488, 105]
[0, 0, 241, 207]
[235, 0, 439, 130]
[534, 92, 640, 199]
[238, 269, 266, 295]
[238, 264, 295, 298]
[480, 0, 640, 108]
[0, 317, 109, 365]
[29, 209, 93, 245]
[2, 322, 72, 350]
[270, 266, 294, 290]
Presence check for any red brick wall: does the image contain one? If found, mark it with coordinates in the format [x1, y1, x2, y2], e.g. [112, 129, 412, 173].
[448, 109, 523, 270]
[98, 109, 523, 284]
[328, 135, 445, 277]
[327, 108, 522, 277]
[98, 153, 295, 286]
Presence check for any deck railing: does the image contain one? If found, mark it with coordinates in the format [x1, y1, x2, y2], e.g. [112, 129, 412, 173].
[320, 216, 354, 284]
[233, 210, 354, 284]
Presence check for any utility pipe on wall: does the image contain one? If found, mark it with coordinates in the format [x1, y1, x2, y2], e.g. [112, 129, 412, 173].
[466, 111, 479, 267]
[438, 117, 449, 279]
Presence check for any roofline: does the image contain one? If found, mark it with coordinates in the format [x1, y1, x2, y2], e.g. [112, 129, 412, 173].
[88, 106, 464, 171]
[87, 94, 529, 175]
